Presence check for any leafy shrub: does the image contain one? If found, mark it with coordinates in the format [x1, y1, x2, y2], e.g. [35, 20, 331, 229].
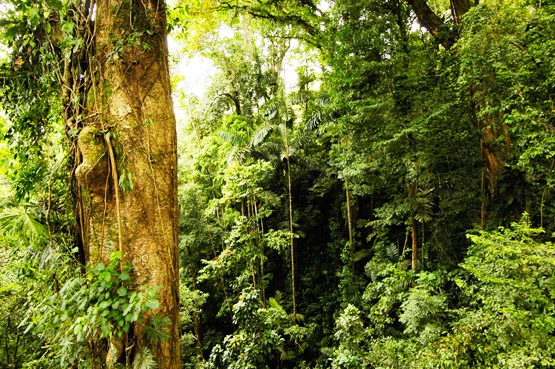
[22, 252, 163, 367]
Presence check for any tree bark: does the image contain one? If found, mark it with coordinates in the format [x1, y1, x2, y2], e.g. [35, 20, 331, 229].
[76, 1, 181, 367]
[405, 0, 474, 49]
[404, 0, 445, 37]
[450, 0, 472, 25]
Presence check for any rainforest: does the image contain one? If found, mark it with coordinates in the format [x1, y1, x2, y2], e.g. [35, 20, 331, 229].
[0, 0, 555, 368]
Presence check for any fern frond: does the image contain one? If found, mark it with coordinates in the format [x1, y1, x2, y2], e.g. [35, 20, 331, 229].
[386, 243, 399, 261]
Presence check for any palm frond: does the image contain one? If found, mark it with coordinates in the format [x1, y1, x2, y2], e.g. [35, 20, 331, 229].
[254, 142, 283, 166]
[291, 90, 311, 105]
[228, 146, 252, 165]
[291, 130, 313, 151]
[414, 187, 435, 222]
[306, 110, 324, 130]
[0, 206, 48, 247]
[292, 155, 320, 172]
[218, 129, 248, 147]
[252, 123, 274, 146]
[262, 100, 280, 121]
[144, 315, 171, 344]
[315, 95, 330, 106]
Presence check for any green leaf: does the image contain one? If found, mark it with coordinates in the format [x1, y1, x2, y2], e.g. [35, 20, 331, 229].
[61, 21, 75, 35]
[99, 301, 111, 310]
[92, 262, 106, 274]
[0, 206, 49, 247]
[145, 299, 160, 310]
[73, 323, 82, 335]
[45, 0, 63, 10]
[122, 303, 132, 316]
[119, 271, 131, 281]
[117, 287, 127, 297]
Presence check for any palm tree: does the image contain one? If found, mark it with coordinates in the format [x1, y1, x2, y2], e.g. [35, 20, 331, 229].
[408, 181, 434, 273]
[219, 82, 325, 323]
[251, 97, 318, 324]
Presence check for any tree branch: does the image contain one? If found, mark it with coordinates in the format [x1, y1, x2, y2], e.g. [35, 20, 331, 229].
[405, 0, 453, 49]
[218, 1, 322, 48]
[405, 0, 475, 49]
[221, 92, 242, 116]
[450, 0, 471, 25]
[404, 0, 444, 37]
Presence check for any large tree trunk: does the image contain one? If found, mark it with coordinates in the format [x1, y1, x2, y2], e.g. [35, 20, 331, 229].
[75, 1, 181, 367]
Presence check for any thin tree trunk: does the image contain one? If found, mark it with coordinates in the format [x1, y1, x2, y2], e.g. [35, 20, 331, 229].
[541, 188, 547, 228]
[421, 222, 425, 271]
[253, 198, 266, 306]
[284, 133, 297, 323]
[345, 180, 355, 273]
[191, 271, 203, 358]
[411, 215, 418, 273]
[76, 1, 181, 367]
[198, 191, 233, 323]
[409, 181, 418, 273]
[481, 165, 486, 230]
[14, 319, 21, 369]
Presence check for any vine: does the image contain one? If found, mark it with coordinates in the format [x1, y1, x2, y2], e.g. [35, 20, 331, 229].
[104, 131, 124, 264]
